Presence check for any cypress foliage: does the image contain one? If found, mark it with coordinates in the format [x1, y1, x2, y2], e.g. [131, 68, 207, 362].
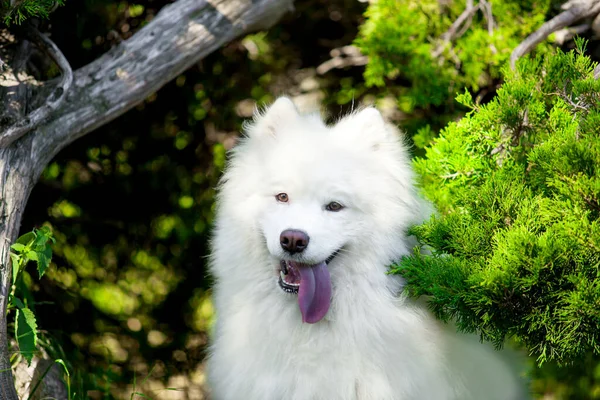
[393, 40, 600, 366]
[1, 0, 64, 25]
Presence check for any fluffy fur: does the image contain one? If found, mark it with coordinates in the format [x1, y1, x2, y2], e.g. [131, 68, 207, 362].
[207, 98, 528, 400]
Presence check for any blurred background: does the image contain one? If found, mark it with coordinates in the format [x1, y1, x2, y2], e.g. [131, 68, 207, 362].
[12, 0, 600, 398]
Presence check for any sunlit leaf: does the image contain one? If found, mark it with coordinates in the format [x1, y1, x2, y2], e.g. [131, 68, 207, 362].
[10, 243, 25, 252]
[26, 250, 38, 262]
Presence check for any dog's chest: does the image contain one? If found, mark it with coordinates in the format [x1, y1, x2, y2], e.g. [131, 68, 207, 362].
[214, 307, 400, 400]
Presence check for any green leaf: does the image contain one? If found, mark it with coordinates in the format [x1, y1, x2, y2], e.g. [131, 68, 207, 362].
[10, 253, 20, 285]
[36, 245, 52, 279]
[10, 243, 25, 252]
[12, 297, 25, 309]
[26, 250, 38, 262]
[33, 227, 52, 251]
[15, 307, 38, 365]
[455, 89, 474, 109]
[16, 232, 35, 246]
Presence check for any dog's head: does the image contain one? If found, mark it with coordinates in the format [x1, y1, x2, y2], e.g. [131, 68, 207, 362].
[213, 98, 428, 323]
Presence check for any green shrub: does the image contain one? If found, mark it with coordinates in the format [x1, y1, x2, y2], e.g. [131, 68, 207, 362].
[393, 42, 600, 369]
[354, 0, 555, 140]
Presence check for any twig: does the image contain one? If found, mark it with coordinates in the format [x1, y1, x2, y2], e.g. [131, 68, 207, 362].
[479, 0, 495, 35]
[316, 45, 368, 75]
[479, 0, 497, 54]
[442, 0, 477, 41]
[553, 23, 591, 45]
[0, 24, 73, 148]
[510, 0, 600, 69]
[455, 0, 476, 38]
[594, 64, 600, 80]
[547, 91, 590, 112]
[432, 0, 480, 58]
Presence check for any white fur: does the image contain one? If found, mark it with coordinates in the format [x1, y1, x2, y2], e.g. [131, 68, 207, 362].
[207, 97, 528, 400]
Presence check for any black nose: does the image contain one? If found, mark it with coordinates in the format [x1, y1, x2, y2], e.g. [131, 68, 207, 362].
[280, 229, 309, 254]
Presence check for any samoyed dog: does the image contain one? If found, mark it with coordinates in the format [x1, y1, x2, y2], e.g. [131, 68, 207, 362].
[207, 98, 527, 400]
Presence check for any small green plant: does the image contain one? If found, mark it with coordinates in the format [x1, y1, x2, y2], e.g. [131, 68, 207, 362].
[9, 226, 54, 365]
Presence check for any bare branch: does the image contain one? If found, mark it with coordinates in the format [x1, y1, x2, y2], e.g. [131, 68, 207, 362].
[593, 11, 600, 35]
[316, 45, 368, 75]
[455, 0, 475, 38]
[432, 0, 480, 58]
[444, 0, 477, 41]
[553, 23, 591, 45]
[24, 0, 294, 171]
[0, 25, 73, 148]
[479, 0, 495, 35]
[511, 0, 600, 68]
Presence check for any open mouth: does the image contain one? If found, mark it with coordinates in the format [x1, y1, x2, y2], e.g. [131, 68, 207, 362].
[278, 250, 339, 324]
[278, 251, 338, 294]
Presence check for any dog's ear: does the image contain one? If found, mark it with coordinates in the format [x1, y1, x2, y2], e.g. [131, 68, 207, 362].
[246, 97, 299, 138]
[351, 107, 385, 128]
[336, 107, 399, 147]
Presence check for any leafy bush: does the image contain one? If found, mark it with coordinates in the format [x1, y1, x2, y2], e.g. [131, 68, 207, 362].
[394, 42, 600, 369]
[354, 0, 555, 139]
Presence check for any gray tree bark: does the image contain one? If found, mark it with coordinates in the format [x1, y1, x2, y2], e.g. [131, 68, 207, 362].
[511, 0, 600, 67]
[0, 0, 293, 398]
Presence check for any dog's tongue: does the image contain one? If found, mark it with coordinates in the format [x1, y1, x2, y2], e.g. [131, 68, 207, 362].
[295, 261, 331, 323]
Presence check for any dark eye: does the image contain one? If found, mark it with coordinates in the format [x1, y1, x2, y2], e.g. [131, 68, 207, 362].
[275, 193, 289, 202]
[326, 202, 344, 212]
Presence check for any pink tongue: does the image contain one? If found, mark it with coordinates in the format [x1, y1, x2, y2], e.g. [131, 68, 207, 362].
[295, 261, 332, 323]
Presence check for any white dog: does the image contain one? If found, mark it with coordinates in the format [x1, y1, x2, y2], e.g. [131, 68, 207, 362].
[207, 98, 528, 400]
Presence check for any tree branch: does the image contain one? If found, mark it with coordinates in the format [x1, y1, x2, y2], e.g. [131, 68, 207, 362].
[553, 23, 591, 45]
[0, 25, 73, 148]
[316, 45, 368, 75]
[432, 0, 480, 58]
[511, 0, 600, 68]
[479, 0, 495, 35]
[26, 0, 294, 171]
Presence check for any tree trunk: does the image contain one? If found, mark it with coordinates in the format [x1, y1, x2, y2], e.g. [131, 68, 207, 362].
[0, 0, 294, 397]
[0, 143, 37, 399]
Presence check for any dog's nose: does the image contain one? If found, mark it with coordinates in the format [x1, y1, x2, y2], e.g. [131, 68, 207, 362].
[280, 229, 309, 254]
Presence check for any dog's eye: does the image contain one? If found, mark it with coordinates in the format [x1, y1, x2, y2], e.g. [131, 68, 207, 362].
[275, 193, 289, 203]
[325, 202, 344, 212]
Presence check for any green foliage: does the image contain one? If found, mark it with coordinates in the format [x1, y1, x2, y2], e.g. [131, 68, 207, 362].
[355, 0, 555, 145]
[9, 227, 54, 365]
[393, 46, 600, 367]
[1, 0, 64, 25]
[356, 0, 552, 103]
[10, 226, 54, 281]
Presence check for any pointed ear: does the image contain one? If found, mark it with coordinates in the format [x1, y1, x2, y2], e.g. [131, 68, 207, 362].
[246, 97, 299, 138]
[335, 107, 398, 146]
[351, 107, 386, 131]
[350, 107, 385, 129]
